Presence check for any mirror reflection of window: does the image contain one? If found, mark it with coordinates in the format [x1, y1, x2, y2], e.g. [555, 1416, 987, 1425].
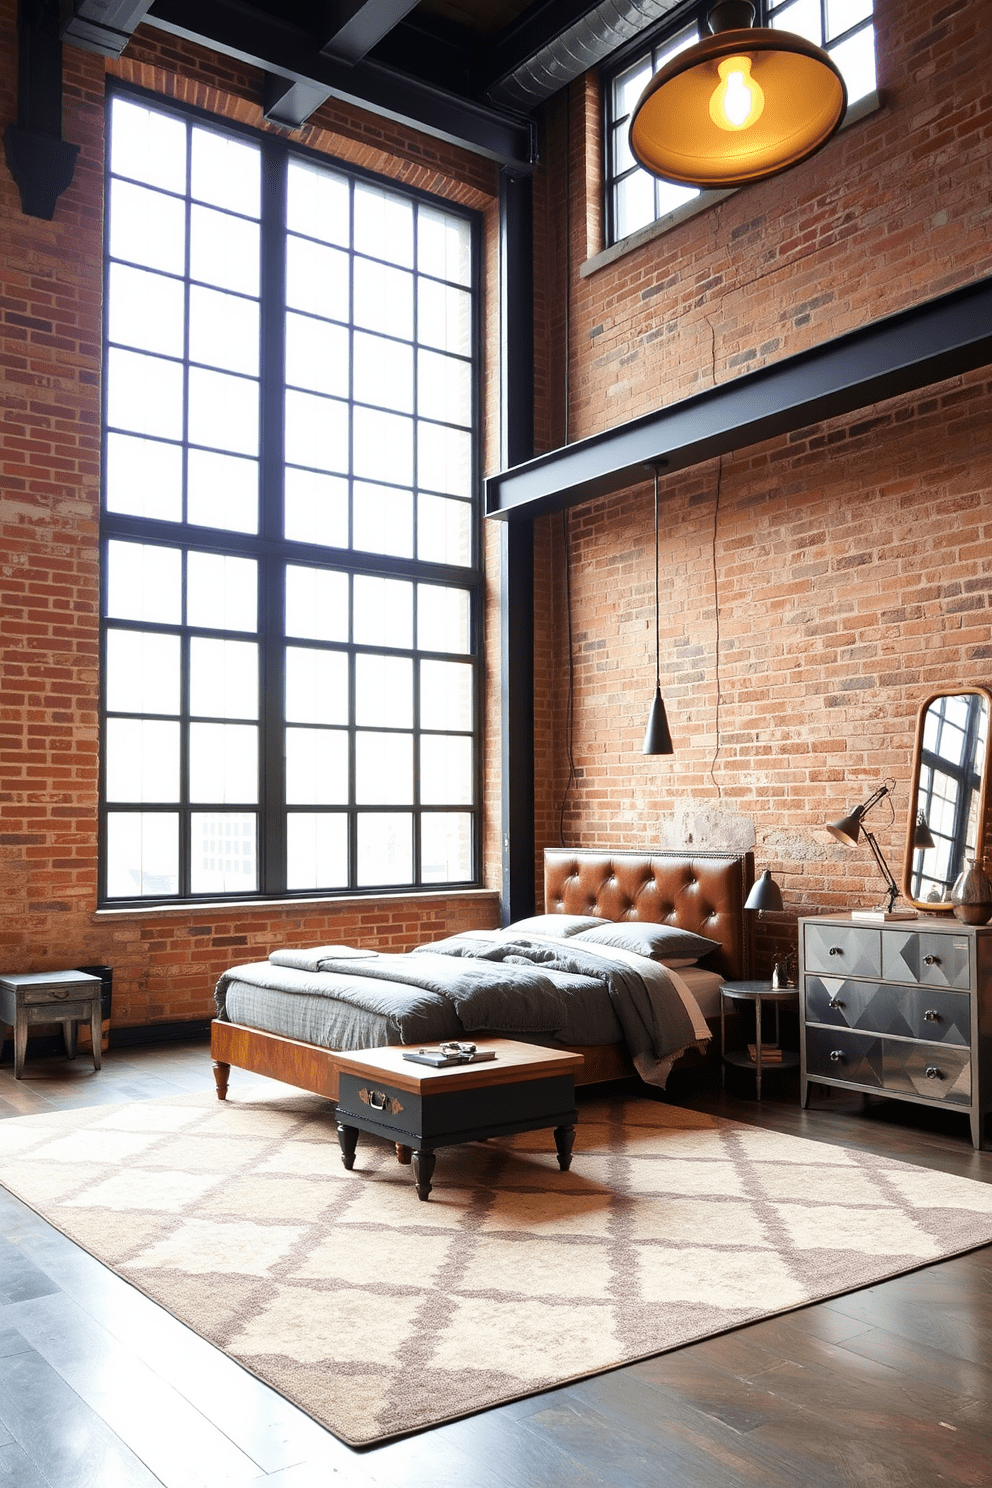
[912, 693, 989, 901]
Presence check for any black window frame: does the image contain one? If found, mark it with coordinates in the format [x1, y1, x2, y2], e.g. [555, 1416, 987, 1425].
[99, 81, 484, 907]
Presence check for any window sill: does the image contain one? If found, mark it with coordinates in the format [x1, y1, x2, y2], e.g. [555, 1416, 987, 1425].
[584, 89, 881, 280]
[93, 886, 499, 920]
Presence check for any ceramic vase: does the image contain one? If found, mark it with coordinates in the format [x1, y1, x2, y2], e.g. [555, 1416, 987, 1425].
[950, 857, 992, 925]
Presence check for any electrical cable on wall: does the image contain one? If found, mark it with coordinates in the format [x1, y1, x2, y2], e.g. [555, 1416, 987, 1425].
[709, 457, 724, 799]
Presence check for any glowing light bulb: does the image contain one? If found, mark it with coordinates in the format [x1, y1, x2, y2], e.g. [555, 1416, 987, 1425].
[709, 55, 765, 132]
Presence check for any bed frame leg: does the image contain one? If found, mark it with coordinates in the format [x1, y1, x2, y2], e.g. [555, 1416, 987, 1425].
[213, 1061, 230, 1100]
[395, 1144, 412, 1165]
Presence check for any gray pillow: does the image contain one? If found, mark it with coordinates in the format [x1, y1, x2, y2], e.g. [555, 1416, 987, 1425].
[573, 920, 720, 964]
[505, 914, 604, 938]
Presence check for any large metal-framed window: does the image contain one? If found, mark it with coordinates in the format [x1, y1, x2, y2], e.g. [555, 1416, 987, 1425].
[604, 0, 877, 245]
[100, 86, 482, 904]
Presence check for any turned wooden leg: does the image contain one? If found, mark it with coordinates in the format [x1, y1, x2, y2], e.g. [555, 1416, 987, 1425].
[412, 1148, 436, 1201]
[395, 1143, 412, 1165]
[337, 1122, 359, 1170]
[212, 1060, 230, 1100]
[554, 1125, 575, 1171]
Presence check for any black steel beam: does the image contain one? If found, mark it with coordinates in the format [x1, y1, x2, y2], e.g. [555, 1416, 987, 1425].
[498, 169, 536, 925]
[318, 0, 421, 66]
[62, 0, 154, 58]
[485, 274, 992, 521]
[263, 74, 333, 128]
[145, 0, 537, 166]
[4, 0, 79, 220]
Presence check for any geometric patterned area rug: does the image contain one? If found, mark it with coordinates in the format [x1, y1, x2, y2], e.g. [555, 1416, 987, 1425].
[1, 1086, 991, 1447]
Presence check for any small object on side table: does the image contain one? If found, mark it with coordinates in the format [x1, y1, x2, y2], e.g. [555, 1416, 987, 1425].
[0, 970, 103, 1079]
[333, 1039, 583, 1201]
[720, 979, 800, 1100]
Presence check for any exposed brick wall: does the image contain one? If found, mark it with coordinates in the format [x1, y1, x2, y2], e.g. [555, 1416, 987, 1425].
[530, 0, 992, 972]
[0, 1, 501, 1029]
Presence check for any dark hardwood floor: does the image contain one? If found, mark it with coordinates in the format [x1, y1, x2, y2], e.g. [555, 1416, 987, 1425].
[1, 1039, 990, 1488]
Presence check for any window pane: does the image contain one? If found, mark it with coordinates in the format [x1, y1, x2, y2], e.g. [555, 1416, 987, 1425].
[354, 575, 413, 648]
[106, 631, 180, 714]
[827, 0, 873, 37]
[418, 494, 471, 566]
[105, 433, 182, 521]
[421, 812, 472, 882]
[190, 723, 258, 802]
[189, 286, 259, 375]
[353, 259, 413, 339]
[284, 469, 349, 546]
[421, 659, 472, 731]
[107, 540, 182, 623]
[356, 731, 413, 804]
[417, 279, 471, 356]
[106, 348, 183, 440]
[109, 98, 186, 192]
[187, 449, 258, 533]
[356, 654, 412, 727]
[106, 719, 180, 801]
[187, 552, 257, 632]
[353, 482, 413, 558]
[614, 59, 652, 120]
[420, 736, 472, 805]
[286, 727, 349, 804]
[287, 237, 349, 321]
[109, 179, 186, 274]
[286, 647, 348, 725]
[191, 205, 260, 295]
[354, 408, 413, 486]
[284, 389, 348, 473]
[417, 207, 471, 286]
[287, 812, 347, 890]
[107, 812, 179, 897]
[287, 160, 349, 245]
[612, 121, 636, 178]
[357, 812, 412, 885]
[417, 422, 471, 496]
[418, 584, 469, 653]
[831, 24, 876, 102]
[772, 0, 822, 44]
[418, 350, 471, 426]
[191, 812, 257, 894]
[614, 172, 655, 240]
[188, 367, 258, 456]
[285, 566, 349, 642]
[354, 331, 414, 414]
[354, 182, 413, 267]
[657, 180, 699, 220]
[108, 264, 184, 356]
[190, 638, 258, 719]
[285, 313, 349, 397]
[191, 127, 260, 216]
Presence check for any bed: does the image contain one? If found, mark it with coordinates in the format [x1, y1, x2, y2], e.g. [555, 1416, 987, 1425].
[210, 848, 754, 1102]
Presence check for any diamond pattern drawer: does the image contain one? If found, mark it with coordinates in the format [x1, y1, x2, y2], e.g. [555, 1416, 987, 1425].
[805, 1025, 971, 1106]
[803, 924, 881, 978]
[881, 930, 971, 989]
[805, 976, 970, 1045]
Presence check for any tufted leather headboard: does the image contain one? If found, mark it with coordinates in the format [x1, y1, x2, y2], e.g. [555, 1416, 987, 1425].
[544, 848, 754, 981]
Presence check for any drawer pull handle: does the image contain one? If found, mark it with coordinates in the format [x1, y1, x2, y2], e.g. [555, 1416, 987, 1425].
[828, 946, 843, 956]
[923, 1009, 940, 1022]
[829, 1050, 844, 1062]
[923, 955, 940, 966]
[925, 1066, 942, 1080]
[828, 997, 845, 1009]
[358, 1087, 404, 1115]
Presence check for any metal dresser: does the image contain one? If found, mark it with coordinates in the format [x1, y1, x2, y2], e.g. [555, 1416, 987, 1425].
[799, 915, 992, 1148]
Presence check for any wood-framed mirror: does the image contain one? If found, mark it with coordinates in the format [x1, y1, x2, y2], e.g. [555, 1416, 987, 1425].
[903, 687, 992, 911]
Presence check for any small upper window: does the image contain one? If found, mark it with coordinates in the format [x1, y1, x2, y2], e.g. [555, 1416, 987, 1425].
[605, 0, 876, 245]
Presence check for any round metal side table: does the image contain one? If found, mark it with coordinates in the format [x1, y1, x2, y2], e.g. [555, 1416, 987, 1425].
[720, 980, 800, 1099]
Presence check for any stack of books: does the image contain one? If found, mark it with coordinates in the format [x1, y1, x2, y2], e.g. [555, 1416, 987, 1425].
[747, 1044, 783, 1063]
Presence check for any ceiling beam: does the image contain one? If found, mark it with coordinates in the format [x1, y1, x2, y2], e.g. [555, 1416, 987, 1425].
[145, 0, 536, 165]
[62, 0, 155, 58]
[485, 275, 992, 521]
[318, 0, 421, 66]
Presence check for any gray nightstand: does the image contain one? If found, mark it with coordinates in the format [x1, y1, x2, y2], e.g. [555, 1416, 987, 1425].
[720, 979, 800, 1099]
[0, 971, 103, 1079]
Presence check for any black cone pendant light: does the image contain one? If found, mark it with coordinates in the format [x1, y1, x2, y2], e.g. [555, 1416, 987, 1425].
[629, 0, 847, 190]
[643, 465, 674, 756]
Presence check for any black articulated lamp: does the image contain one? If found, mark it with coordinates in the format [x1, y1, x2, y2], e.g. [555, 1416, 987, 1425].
[629, 0, 847, 190]
[744, 868, 783, 913]
[826, 781, 918, 921]
[642, 464, 674, 755]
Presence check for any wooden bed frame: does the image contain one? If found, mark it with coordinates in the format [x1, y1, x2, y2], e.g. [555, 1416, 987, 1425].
[211, 847, 754, 1103]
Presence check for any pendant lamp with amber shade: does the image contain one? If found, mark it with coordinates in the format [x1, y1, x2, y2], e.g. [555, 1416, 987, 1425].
[629, 0, 847, 189]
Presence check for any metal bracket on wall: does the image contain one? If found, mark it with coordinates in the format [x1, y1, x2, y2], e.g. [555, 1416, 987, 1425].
[4, 0, 79, 220]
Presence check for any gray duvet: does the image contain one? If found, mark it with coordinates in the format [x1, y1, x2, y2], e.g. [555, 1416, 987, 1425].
[215, 932, 701, 1078]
